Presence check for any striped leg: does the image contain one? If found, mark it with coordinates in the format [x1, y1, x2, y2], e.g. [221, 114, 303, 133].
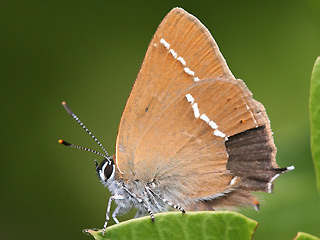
[121, 184, 155, 222]
[145, 185, 185, 214]
[144, 185, 164, 211]
[103, 195, 124, 235]
[111, 206, 121, 224]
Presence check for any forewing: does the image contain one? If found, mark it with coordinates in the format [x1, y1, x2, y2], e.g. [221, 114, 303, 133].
[116, 8, 234, 179]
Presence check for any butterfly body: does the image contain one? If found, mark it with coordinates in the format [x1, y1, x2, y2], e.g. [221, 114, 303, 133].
[108, 178, 172, 217]
[60, 7, 294, 234]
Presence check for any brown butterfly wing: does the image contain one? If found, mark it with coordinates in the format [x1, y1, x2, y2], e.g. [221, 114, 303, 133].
[116, 8, 234, 178]
[115, 8, 279, 209]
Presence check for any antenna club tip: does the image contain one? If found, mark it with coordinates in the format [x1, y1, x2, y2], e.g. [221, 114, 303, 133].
[253, 199, 259, 206]
[61, 101, 73, 115]
[253, 198, 260, 212]
[59, 139, 71, 146]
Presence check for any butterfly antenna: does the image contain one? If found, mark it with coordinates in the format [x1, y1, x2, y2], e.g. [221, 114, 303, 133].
[58, 139, 109, 159]
[61, 101, 111, 162]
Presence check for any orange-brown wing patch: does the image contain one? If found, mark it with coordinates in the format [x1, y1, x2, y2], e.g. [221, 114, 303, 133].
[120, 78, 271, 200]
[116, 8, 234, 178]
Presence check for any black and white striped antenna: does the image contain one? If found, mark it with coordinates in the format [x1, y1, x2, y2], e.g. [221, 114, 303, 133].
[59, 101, 112, 163]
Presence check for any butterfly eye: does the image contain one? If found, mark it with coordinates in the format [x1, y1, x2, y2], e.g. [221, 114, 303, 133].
[98, 160, 115, 182]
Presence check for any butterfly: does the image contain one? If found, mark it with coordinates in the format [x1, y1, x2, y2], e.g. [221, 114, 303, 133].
[60, 7, 294, 234]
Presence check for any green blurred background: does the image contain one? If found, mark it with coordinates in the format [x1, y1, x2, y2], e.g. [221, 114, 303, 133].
[1, 0, 320, 239]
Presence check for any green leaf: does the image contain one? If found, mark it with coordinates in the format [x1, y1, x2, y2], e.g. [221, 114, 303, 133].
[294, 232, 320, 240]
[310, 56, 320, 194]
[85, 211, 257, 240]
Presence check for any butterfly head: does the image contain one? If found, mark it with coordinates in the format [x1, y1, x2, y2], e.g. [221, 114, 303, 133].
[95, 158, 115, 186]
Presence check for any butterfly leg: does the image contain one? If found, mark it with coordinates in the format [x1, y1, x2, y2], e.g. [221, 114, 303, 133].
[144, 185, 163, 211]
[103, 195, 124, 235]
[145, 185, 185, 214]
[121, 184, 155, 222]
[111, 206, 121, 224]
